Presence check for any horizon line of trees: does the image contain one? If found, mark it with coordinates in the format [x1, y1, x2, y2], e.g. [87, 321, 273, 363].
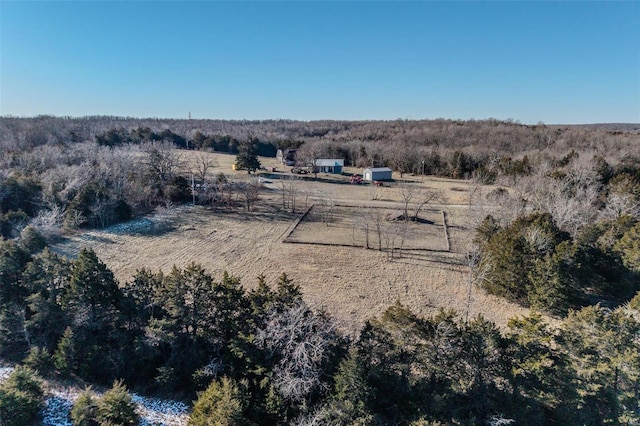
[2, 115, 638, 156]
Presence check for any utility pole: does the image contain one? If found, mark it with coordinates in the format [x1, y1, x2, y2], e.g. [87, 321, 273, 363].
[187, 112, 191, 150]
[191, 173, 196, 205]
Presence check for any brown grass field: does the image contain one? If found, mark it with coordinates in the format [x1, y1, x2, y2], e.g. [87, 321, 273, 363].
[52, 151, 530, 332]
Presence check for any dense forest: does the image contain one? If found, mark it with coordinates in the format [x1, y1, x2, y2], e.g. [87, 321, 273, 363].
[1, 115, 639, 228]
[1, 115, 639, 172]
[1, 116, 640, 424]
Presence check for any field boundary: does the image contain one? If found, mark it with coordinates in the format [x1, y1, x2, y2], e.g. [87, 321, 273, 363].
[283, 240, 357, 248]
[283, 238, 455, 254]
[281, 204, 314, 242]
[283, 204, 451, 253]
[442, 210, 451, 251]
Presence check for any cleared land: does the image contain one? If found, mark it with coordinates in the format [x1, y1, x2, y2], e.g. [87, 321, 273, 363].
[285, 204, 448, 251]
[52, 151, 530, 332]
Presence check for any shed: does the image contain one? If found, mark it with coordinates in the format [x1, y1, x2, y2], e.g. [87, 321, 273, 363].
[314, 159, 344, 174]
[276, 149, 298, 166]
[363, 167, 392, 181]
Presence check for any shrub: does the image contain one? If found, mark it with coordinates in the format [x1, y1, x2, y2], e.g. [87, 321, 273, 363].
[616, 222, 640, 273]
[70, 388, 99, 426]
[0, 174, 42, 217]
[0, 210, 29, 239]
[53, 327, 76, 376]
[167, 176, 192, 203]
[19, 225, 47, 254]
[95, 380, 140, 426]
[0, 367, 45, 426]
[112, 200, 132, 223]
[23, 346, 54, 377]
[189, 377, 249, 426]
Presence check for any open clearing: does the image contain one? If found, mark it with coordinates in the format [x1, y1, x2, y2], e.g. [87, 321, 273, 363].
[285, 204, 449, 251]
[52, 152, 529, 332]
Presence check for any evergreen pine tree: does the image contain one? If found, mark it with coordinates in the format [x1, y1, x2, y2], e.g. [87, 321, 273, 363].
[234, 140, 261, 174]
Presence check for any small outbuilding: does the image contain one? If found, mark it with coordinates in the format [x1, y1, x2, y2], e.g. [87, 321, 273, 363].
[314, 159, 344, 174]
[276, 149, 298, 166]
[363, 167, 392, 181]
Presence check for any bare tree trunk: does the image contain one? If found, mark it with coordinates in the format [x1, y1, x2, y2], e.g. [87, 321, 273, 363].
[373, 212, 383, 251]
[412, 190, 441, 221]
[401, 185, 413, 220]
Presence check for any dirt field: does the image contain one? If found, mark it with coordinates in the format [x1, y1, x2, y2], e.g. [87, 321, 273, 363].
[52, 151, 530, 332]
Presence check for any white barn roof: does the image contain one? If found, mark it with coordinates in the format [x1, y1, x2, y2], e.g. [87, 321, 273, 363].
[364, 167, 392, 172]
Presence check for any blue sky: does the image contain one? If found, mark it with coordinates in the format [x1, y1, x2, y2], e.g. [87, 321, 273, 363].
[1, 1, 639, 124]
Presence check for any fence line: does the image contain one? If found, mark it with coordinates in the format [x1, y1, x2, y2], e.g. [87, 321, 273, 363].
[281, 204, 314, 242]
[442, 210, 451, 251]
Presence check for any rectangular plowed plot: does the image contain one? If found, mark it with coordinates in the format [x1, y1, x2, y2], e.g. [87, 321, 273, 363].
[285, 204, 448, 251]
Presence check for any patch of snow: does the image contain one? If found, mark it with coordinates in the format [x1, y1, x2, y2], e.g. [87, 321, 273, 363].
[42, 388, 76, 426]
[42, 388, 189, 426]
[101, 205, 193, 235]
[2, 369, 190, 426]
[38, 386, 190, 426]
[132, 393, 190, 426]
[103, 218, 155, 235]
[0, 366, 15, 382]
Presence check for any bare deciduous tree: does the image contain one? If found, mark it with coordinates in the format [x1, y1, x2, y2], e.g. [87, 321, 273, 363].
[296, 140, 330, 178]
[316, 192, 335, 224]
[237, 178, 261, 211]
[600, 192, 640, 221]
[353, 206, 372, 249]
[192, 152, 216, 183]
[31, 205, 65, 236]
[383, 219, 409, 260]
[412, 189, 442, 221]
[142, 141, 183, 188]
[280, 175, 298, 213]
[255, 301, 339, 402]
[400, 184, 441, 222]
[400, 184, 415, 220]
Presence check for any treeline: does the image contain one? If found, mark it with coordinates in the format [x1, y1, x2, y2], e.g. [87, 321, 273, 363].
[96, 127, 188, 148]
[2, 115, 639, 161]
[0, 139, 269, 238]
[0, 121, 283, 236]
[3, 116, 639, 186]
[1, 239, 640, 425]
[94, 127, 277, 157]
[0, 142, 196, 234]
[475, 212, 639, 315]
[468, 145, 640, 314]
[93, 126, 541, 180]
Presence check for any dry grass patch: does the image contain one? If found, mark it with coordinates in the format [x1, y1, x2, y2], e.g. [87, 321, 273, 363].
[286, 204, 448, 252]
[52, 205, 529, 333]
[51, 154, 531, 332]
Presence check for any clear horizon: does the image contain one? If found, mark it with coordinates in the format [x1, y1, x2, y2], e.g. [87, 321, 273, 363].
[1, 1, 639, 125]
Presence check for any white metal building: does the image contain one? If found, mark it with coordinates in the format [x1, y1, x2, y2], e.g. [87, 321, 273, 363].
[363, 167, 393, 181]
